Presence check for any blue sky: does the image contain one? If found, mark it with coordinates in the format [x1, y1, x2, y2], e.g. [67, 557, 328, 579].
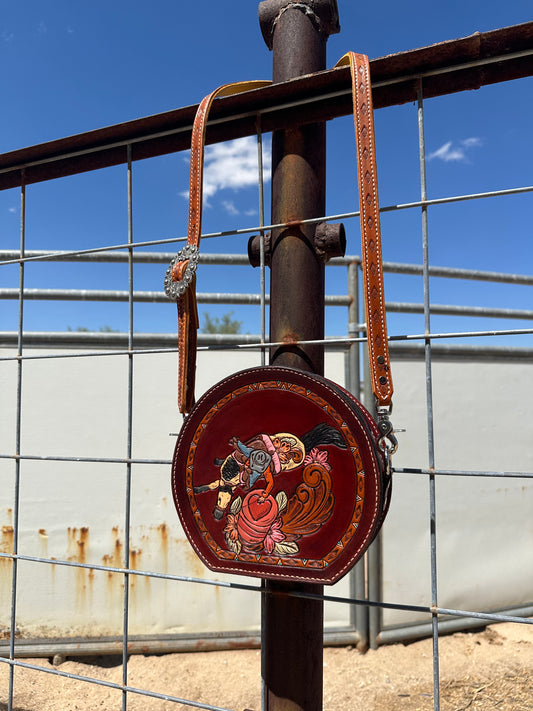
[1, 1, 532, 345]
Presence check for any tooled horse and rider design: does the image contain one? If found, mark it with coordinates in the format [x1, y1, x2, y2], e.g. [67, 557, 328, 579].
[178, 379, 375, 574]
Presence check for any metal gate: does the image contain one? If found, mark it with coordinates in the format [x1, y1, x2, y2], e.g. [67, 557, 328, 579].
[1, 16, 532, 711]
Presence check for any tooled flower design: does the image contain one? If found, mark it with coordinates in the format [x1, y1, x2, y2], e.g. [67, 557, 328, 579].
[303, 447, 331, 471]
[264, 518, 285, 554]
[223, 514, 240, 542]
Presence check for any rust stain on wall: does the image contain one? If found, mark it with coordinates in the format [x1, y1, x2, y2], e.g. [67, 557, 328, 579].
[182, 538, 207, 579]
[102, 527, 125, 602]
[129, 548, 142, 603]
[0, 525, 14, 593]
[1, 526, 14, 556]
[66, 526, 92, 607]
[67, 526, 89, 564]
[102, 529, 123, 570]
[38, 528, 48, 558]
[113, 535, 123, 567]
[158, 522, 169, 573]
[129, 548, 141, 569]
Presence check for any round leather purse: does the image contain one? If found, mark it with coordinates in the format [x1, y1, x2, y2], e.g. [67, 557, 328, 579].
[165, 53, 397, 584]
[171, 365, 393, 584]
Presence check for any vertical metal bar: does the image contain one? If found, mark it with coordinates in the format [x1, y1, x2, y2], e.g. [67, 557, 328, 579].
[362, 324, 381, 650]
[367, 533, 382, 649]
[121, 144, 134, 711]
[127, 156, 134, 352]
[347, 262, 361, 402]
[417, 82, 440, 711]
[258, 2, 339, 709]
[347, 261, 369, 650]
[256, 119, 267, 366]
[8, 173, 26, 711]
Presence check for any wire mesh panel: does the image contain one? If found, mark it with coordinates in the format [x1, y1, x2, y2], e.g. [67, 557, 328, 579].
[1, 30, 532, 711]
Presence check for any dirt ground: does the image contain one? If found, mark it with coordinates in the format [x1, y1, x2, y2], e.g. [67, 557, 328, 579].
[1, 622, 532, 710]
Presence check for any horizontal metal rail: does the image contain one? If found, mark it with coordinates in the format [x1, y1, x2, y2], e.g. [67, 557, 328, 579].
[0, 631, 266, 659]
[0, 287, 325, 305]
[394, 467, 533, 479]
[1, 183, 533, 269]
[378, 605, 533, 645]
[2, 328, 533, 359]
[3, 288, 533, 324]
[0, 250, 250, 266]
[386, 302, 533, 320]
[3, 247, 533, 288]
[0, 550, 531, 643]
[1, 451, 531, 479]
[1, 605, 532, 658]
[0, 23, 531, 190]
[1, 550, 531, 626]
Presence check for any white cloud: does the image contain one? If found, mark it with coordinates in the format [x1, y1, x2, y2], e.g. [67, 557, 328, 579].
[181, 135, 271, 206]
[428, 141, 464, 162]
[8, 207, 17, 214]
[428, 137, 482, 163]
[461, 137, 482, 149]
[221, 200, 239, 215]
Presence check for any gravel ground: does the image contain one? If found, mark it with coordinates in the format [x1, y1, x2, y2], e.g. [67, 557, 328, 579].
[1, 622, 532, 710]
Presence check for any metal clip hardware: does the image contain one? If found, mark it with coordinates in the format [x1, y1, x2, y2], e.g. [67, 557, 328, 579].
[376, 406, 398, 458]
[163, 244, 199, 299]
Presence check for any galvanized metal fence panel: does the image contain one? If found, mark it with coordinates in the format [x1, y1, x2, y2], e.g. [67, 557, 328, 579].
[1, 28, 533, 711]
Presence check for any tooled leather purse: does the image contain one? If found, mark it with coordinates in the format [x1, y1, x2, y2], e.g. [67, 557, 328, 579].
[164, 53, 397, 585]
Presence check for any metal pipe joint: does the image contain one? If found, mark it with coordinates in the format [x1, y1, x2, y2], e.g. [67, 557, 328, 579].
[248, 221, 345, 267]
[259, 0, 340, 51]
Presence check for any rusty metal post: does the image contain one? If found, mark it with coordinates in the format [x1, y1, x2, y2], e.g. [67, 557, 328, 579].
[258, 2, 340, 709]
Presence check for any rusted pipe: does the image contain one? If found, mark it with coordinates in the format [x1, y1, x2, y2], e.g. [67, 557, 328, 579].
[0, 22, 531, 190]
[263, 0, 339, 375]
[248, 222, 345, 266]
[259, 2, 340, 710]
[0, 22, 533, 190]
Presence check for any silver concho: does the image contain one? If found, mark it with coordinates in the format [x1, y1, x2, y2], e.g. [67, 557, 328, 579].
[163, 244, 200, 299]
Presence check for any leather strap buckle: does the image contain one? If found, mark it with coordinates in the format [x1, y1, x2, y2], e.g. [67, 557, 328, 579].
[164, 244, 200, 299]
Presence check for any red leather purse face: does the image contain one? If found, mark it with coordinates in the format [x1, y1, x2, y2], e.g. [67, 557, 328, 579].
[172, 366, 389, 584]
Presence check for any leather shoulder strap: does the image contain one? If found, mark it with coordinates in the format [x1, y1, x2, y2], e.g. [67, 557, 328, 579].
[336, 52, 393, 409]
[168, 54, 393, 414]
[164, 80, 270, 414]
[186, 81, 271, 255]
